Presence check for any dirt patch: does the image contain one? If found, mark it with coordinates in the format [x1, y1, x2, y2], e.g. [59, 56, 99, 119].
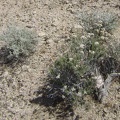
[0, 0, 120, 120]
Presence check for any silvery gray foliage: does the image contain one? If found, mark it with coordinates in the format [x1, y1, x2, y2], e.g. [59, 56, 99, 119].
[109, 40, 120, 61]
[77, 10, 118, 34]
[0, 26, 38, 63]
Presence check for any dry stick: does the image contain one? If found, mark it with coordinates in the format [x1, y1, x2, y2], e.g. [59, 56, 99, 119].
[110, 73, 120, 77]
[97, 73, 120, 102]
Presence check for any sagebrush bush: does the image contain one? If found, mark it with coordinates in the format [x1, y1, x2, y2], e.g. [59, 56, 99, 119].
[78, 10, 118, 36]
[0, 26, 38, 64]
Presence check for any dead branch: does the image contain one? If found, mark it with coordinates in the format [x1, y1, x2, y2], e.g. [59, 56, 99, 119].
[95, 72, 120, 102]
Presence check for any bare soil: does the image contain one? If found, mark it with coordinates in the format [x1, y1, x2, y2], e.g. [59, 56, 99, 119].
[0, 0, 120, 120]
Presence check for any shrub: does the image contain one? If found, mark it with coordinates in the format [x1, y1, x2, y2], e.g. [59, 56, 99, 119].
[32, 10, 119, 118]
[78, 10, 118, 36]
[0, 26, 38, 64]
[36, 32, 119, 117]
[36, 54, 95, 118]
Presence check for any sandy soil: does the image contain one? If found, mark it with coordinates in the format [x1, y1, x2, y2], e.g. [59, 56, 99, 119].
[0, 0, 120, 120]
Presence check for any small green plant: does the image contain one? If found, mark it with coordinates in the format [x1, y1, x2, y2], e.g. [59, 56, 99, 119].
[0, 26, 38, 64]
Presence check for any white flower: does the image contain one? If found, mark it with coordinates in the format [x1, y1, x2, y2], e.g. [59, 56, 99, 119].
[69, 58, 73, 61]
[77, 92, 82, 97]
[62, 95, 65, 99]
[94, 42, 99, 45]
[101, 36, 105, 40]
[75, 65, 79, 68]
[64, 85, 67, 89]
[80, 51, 84, 54]
[98, 20, 103, 24]
[84, 91, 87, 94]
[80, 44, 85, 49]
[71, 87, 76, 92]
[89, 50, 95, 54]
[95, 29, 99, 33]
[98, 23, 102, 27]
[56, 73, 60, 79]
[87, 34, 91, 38]
[91, 51, 95, 54]
[90, 33, 94, 36]
[81, 36, 87, 40]
[88, 33, 94, 37]
[89, 50, 92, 53]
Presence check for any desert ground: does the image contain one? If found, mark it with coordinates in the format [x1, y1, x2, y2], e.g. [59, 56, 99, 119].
[0, 0, 120, 120]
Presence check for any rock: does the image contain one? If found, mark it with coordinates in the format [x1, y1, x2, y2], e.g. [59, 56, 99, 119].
[67, 8, 76, 14]
[33, 11, 36, 15]
[22, 65, 29, 71]
[38, 40, 46, 45]
[71, 24, 83, 33]
[15, 69, 21, 75]
[51, 19, 60, 26]
[26, 25, 33, 28]
[38, 32, 46, 37]
[103, 108, 108, 113]
[3, 71, 9, 78]
[0, 41, 6, 49]
[61, 0, 69, 4]
[46, 39, 54, 46]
